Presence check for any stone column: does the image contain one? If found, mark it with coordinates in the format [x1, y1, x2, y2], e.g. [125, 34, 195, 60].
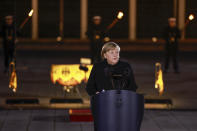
[80, 0, 88, 39]
[32, 0, 38, 39]
[129, 0, 137, 40]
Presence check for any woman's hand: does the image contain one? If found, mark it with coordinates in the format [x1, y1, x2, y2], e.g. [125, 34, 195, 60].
[96, 92, 100, 94]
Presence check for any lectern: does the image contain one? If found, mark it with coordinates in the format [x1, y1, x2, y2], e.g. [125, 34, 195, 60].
[95, 90, 144, 131]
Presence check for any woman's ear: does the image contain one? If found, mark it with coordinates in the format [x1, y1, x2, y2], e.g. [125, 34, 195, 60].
[103, 53, 107, 59]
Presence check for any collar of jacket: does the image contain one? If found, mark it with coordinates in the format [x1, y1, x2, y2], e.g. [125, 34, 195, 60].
[103, 59, 120, 67]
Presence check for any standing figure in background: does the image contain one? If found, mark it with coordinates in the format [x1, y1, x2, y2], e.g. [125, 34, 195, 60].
[86, 16, 109, 64]
[163, 17, 181, 73]
[0, 15, 17, 73]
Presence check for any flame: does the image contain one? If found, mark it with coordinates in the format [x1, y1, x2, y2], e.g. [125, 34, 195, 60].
[9, 62, 17, 92]
[28, 9, 34, 17]
[155, 62, 164, 95]
[51, 64, 93, 87]
[117, 11, 124, 19]
[188, 14, 194, 21]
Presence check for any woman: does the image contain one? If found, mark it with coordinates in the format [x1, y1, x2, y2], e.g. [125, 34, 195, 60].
[86, 42, 138, 131]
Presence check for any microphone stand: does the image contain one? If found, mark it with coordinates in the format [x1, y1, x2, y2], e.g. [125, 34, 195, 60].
[110, 74, 126, 94]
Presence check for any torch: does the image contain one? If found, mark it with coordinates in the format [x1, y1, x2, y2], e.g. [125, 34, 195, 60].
[105, 11, 124, 32]
[184, 14, 195, 28]
[180, 14, 195, 38]
[19, 9, 34, 29]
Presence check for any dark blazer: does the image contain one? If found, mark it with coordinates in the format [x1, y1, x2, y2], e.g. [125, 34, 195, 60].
[86, 59, 138, 96]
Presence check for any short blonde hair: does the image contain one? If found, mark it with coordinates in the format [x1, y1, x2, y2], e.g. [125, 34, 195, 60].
[101, 42, 120, 59]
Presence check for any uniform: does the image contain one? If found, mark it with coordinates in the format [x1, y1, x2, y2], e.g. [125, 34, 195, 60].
[86, 21, 107, 63]
[163, 26, 181, 72]
[1, 21, 16, 72]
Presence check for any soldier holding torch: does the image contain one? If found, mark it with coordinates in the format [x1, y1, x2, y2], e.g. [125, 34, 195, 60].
[163, 17, 181, 73]
[86, 16, 109, 64]
[0, 10, 33, 74]
[0, 16, 18, 74]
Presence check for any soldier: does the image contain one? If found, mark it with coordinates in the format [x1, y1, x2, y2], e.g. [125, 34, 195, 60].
[0, 15, 17, 73]
[163, 17, 181, 73]
[86, 16, 109, 64]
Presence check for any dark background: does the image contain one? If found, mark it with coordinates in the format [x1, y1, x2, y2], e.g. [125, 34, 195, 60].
[0, 0, 197, 39]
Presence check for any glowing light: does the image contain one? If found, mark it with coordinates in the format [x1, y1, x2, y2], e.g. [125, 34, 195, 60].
[69, 109, 73, 114]
[188, 14, 194, 21]
[56, 36, 62, 42]
[63, 86, 73, 92]
[152, 37, 158, 43]
[80, 58, 91, 65]
[9, 62, 17, 92]
[28, 9, 34, 17]
[155, 62, 164, 95]
[104, 37, 110, 42]
[51, 64, 93, 87]
[95, 35, 100, 39]
[117, 11, 124, 19]
[13, 88, 16, 92]
[19, 9, 34, 29]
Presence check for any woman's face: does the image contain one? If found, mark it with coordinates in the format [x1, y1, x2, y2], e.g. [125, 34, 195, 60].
[104, 47, 120, 65]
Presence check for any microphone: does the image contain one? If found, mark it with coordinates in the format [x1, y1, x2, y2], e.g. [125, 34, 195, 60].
[112, 67, 130, 79]
[111, 74, 123, 79]
[104, 67, 130, 79]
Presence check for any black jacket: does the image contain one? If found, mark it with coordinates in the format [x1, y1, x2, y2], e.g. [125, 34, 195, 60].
[86, 59, 138, 96]
[86, 23, 105, 41]
[1, 23, 20, 49]
[163, 26, 181, 48]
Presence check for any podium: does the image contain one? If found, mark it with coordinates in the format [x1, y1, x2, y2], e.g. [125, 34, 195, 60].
[94, 90, 144, 131]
